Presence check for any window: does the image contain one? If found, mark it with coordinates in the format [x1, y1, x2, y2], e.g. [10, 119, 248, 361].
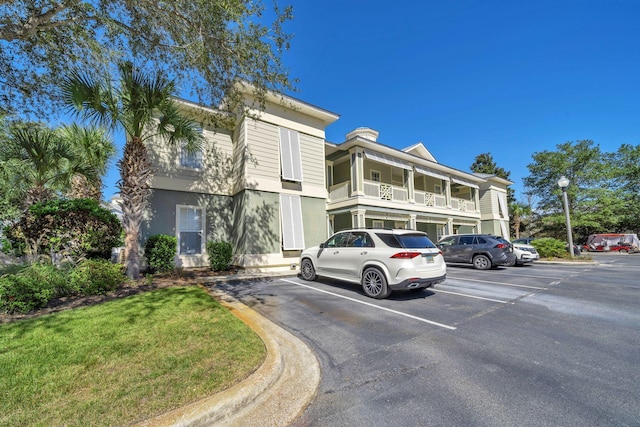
[459, 236, 475, 245]
[179, 125, 204, 169]
[177, 206, 204, 255]
[180, 145, 203, 169]
[280, 194, 305, 250]
[325, 232, 348, 248]
[279, 127, 303, 182]
[370, 170, 381, 182]
[346, 232, 373, 248]
[372, 220, 384, 228]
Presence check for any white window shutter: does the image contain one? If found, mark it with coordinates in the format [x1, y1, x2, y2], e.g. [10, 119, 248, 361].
[279, 127, 303, 182]
[280, 194, 305, 250]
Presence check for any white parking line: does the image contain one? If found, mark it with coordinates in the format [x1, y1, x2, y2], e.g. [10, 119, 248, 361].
[280, 278, 457, 330]
[432, 289, 510, 304]
[474, 272, 563, 280]
[446, 276, 548, 290]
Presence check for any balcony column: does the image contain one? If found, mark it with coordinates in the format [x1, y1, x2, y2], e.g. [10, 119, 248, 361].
[408, 214, 417, 230]
[350, 208, 366, 228]
[473, 187, 480, 212]
[406, 168, 415, 203]
[349, 147, 365, 196]
[445, 179, 452, 208]
[327, 214, 335, 236]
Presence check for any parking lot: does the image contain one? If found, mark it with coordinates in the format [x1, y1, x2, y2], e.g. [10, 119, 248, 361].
[219, 253, 640, 426]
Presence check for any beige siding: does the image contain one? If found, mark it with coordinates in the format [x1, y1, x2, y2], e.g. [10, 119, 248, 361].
[232, 119, 247, 191]
[150, 125, 234, 196]
[244, 119, 280, 182]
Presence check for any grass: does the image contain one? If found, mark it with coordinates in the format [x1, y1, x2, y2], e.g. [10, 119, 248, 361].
[0, 286, 266, 426]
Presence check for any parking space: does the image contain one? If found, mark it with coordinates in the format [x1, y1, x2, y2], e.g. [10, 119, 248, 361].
[266, 262, 574, 334]
[219, 257, 640, 426]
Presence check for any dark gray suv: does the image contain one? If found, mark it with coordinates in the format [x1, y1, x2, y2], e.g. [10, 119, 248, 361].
[436, 234, 516, 270]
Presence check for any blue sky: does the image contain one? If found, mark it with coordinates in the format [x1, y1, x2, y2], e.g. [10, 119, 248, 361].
[102, 1, 640, 203]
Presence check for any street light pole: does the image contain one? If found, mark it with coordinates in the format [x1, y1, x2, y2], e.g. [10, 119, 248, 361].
[557, 176, 575, 259]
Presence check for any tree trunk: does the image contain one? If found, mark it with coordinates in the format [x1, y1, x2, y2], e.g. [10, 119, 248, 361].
[118, 137, 153, 279]
[68, 175, 102, 201]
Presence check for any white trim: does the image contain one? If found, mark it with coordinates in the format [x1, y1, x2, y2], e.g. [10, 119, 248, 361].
[176, 205, 205, 256]
[451, 177, 480, 189]
[497, 191, 509, 219]
[414, 165, 450, 181]
[364, 150, 412, 170]
[279, 127, 303, 182]
[280, 194, 305, 250]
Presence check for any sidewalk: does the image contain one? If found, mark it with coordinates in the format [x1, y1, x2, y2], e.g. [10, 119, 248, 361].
[136, 272, 318, 427]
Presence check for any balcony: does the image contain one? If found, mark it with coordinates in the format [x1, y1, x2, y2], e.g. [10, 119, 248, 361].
[328, 180, 477, 213]
[363, 180, 408, 202]
[415, 190, 447, 208]
[452, 197, 476, 212]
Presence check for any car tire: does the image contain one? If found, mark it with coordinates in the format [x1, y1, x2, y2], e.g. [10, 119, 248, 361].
[300, 258, 317, 281]
[362, 267, 391, 299]
[472, 254, 492, 270]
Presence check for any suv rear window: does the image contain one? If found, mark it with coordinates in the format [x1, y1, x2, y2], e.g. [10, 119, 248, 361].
[376, 233, 436, 249]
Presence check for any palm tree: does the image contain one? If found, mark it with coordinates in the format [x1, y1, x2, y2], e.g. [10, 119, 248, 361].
[509, 201, 533, 239]
[1, 123, 97, 207]
[62, 62, 203, 279]
[58, 124, 115, 201]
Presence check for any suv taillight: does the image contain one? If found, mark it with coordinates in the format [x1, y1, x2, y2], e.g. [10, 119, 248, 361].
[494, 243, 507, 249]
[390, 252, 421, 259]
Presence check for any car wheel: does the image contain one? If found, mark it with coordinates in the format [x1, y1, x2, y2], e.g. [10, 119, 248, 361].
[620, 249, 628, 254]
[472, 254, 492, 270]
[361, 267, 391, 299]
[300, 258, 317, 281]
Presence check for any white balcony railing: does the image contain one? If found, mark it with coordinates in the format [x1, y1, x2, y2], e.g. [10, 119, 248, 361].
[415, 190, 447, 207]
[452, 197, 476, 212]
[329, 181, 350, 201]
[364, 180, 408, 202]
[330, 180, 476, 212]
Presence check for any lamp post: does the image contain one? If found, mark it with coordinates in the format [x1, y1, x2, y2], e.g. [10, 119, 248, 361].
[557, 176, 574, 259]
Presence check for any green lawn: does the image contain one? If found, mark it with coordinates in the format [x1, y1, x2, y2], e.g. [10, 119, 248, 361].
[0, 286, 265, 426]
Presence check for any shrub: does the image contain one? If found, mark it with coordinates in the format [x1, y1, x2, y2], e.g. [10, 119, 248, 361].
[207, 240, 233, 272]
[144, 234, 177, 273]
[0, 263, 67, 314]
[4, 198, 123, 260]
[530, 237, 567, 258]
[68, 259, 125, 296]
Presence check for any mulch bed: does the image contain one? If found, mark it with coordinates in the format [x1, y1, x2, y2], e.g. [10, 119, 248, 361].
[0, 268, 237, 324]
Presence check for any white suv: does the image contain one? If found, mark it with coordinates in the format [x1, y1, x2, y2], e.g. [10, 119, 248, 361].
[511, 241, 540, 265]
[299, 229, 446, 299]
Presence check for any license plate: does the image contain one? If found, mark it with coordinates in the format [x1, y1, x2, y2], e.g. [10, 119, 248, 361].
[422, 254, 434, 263]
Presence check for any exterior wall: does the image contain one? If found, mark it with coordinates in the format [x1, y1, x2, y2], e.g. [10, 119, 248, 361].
[231, 189, 326, 270]
[238, 118, 326, 198]
[143, 189, 233, 268]
[231, 189, 280, 260]
[481, 219, 502, 236]
[301, 196, 328, 248]
[150, 126, 234, 196]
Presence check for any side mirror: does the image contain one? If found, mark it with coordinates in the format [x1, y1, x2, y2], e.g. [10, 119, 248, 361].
[319, 243, 325, 249]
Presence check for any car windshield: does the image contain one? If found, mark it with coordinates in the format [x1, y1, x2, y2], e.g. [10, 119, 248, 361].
[395, 234, 437, 249]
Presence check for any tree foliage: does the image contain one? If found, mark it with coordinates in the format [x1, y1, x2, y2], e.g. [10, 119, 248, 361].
[0, 119, 114, 220]
[0, 0, 295, 117]
[4, 198, 123, 261]
[470, 153, 511, 180]
[62, 62, 203, 279]
[524, 140, 638, 242]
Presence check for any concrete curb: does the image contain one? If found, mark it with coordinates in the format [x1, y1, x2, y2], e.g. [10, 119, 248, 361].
[136, 282, 319, 427]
